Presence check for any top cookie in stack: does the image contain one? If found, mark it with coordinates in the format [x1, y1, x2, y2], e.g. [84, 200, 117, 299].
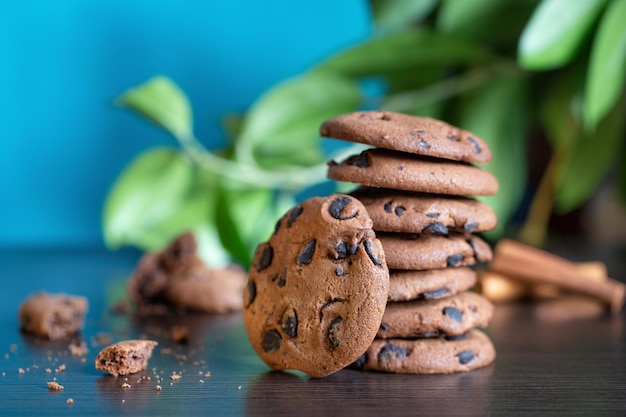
[322, 111, 498, 374]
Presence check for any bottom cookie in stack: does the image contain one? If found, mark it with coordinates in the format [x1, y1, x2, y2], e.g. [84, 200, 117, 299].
[352, 268, 496, 374]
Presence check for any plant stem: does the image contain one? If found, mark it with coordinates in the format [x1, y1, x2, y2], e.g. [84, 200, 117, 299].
[382, 61, 521, 113]
[175, 133, 360, 191]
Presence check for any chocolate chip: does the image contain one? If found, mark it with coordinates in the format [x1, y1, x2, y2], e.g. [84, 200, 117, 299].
[378, 344, 407, 362]
[416, 330, 439, 338]
[384, 202, 392, 213]
[348, 244, 358, 255]
[329, 196, 358, 220]
[274, 218, 282, 233]
[445, 334, 468, 341]
[466, 238, 478, 261]
[422, 287, 449, 300]
[417, 129, 425, 134]
[351, 353, 367, 369]
[257, 245, 273, 272]
[464, 222, 479, 233]
[422, 222, 448, 235]
[245, 281, 256, 308]
[425, 212, 439, 218]
[418, 139, 430, 149]
[446, 134, 457, 141]
[380, 323, 388, 330]
[346, 153, 370, 168]
[334, 241, 348, 259]
[281, 308, 298, 338]
[394, 206, 405, 216]
[297, 239, 316, 264]
[328, 316, 343, 350]
[446, 253, 464, 267]
[272, 269, 287, 287]
[335, 266, 344, 277]
[288, 205, 303, 227]
[443, 306, 463, 322]
[364, 240, 383, 265]
[457, 350, 475, 364]
[467, 136, 482, 153]
[262, 329, 282, 352]
[380, 113, 391, 121]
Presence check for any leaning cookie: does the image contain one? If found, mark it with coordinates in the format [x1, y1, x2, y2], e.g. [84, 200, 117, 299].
[328, 149, 498, 196]
[19, 292, 88, 340]
[243, 195, 389, 378]
[320, 111, 492, 163]
[353, 329, 495, 374]
[378, 292, 494, 339]
[350, 188, 497, 234]
[388, 267, 477, 302]
[378, 233, 493, 270]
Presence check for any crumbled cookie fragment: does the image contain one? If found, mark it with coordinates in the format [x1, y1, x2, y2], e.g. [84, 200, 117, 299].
[19, 292, 88, 340]
[68, 341, 89, 356]
[128, 233, 247, 314]
[47, 381, 64, 390]
[95, 340, 157, 377]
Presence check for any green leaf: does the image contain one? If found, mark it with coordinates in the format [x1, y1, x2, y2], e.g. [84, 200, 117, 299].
[117, 76, 193, 139]
[438, 0, 539, 46]
[457, 76, 529, 238]
[237, 72, 362, 168]
[214, 186, 275, 267]
[518, 0, 608, 70]
[555, 95, 626, 213]
[370, 0, 438, 36]
[317, 30, 495, 79]
[103, 147, 194, 249]
[584, 0, 626, 130]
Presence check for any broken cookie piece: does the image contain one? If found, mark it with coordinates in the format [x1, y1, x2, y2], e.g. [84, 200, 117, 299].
[19, 292, 88, 340]
[128, 232, 247, 314]
[95, 339, 157, 377]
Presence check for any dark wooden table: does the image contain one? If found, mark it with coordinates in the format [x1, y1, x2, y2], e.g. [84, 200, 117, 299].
[0, 241, 625, 417]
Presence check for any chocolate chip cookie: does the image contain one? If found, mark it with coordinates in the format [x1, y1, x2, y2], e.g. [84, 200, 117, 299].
[378, 233, 493, 270]
[388, 267, 477, 302]
[352, 329, 495, 374]
[320, 111, 492, 163]
[377, 291, 494, 338]
[328, 149, 498, 196]
[351, 188, 497, 234]
[243, 195, 389, 378]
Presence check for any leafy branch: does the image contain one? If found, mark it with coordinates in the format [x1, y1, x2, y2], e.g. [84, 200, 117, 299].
[103, 0, 626, 268]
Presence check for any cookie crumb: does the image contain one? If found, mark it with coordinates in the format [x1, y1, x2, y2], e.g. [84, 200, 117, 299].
[47, 381, 64, 390]
[66, 398, 74, 405]
[204, 371, 211, 378]
[56, 364, 66, 373]
[155, 384, 162, 391]
[199, 379, 204, 384]
[18, 368, 25, 375]
[170, 373, 182, 381]
[121, 382, 131, 389]
[68, 341, 89, 356]
[45, 368, 52, 374]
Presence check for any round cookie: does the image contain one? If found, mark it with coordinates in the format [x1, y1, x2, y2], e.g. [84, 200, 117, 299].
[388, 267, 477, 302]
[377, 291, 494, 339]
[327, 149, 498, 196]
[320, 111, 492, 163]
[378, 233, 493, 270]
[243, 194, 390, 378]
[352, 329, 495, 374]
[351, 187, 497, 234]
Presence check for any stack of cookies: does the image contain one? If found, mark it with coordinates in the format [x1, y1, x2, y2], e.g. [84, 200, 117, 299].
[322, 111, 498, 374]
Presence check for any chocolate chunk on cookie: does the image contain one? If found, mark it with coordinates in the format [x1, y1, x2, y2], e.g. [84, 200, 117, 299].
[243, 195, 389, 378]
[320, 111, 492, 163]
[378, 291, 494, 338]
[351, 188, 497, 234]
[388, 267, 477, 302]
[128, 233, 247, 314]
[353, 329, 495, 374]
[328, 149, 498, 196]
[378, 233, 492, 270]
[19, 292, 88, 340]
[95, 339, 158, 377]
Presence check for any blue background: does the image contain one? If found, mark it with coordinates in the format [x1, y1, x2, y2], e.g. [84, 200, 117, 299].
[0, 0, 370, 248]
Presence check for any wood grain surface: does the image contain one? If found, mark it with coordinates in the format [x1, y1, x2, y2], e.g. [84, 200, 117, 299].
[0, 242, 624, 416]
